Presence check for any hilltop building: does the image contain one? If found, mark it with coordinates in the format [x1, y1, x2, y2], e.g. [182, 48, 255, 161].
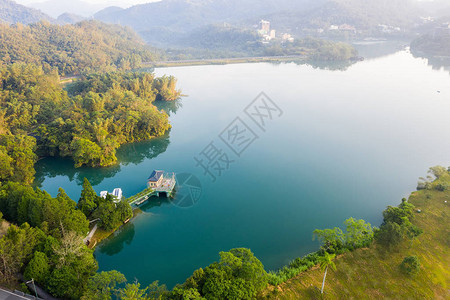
[270, 29, 276, 39]
[258, 19, 270, 35]
[281, 33, 294, 42]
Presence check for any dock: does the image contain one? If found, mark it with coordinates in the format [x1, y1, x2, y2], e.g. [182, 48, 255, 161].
[127, 171, 176, 206]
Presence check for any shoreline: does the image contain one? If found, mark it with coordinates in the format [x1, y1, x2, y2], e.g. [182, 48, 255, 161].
[144, 55, 308, 68]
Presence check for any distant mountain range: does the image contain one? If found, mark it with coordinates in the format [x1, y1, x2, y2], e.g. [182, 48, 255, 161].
[23, 0, 160, 18]
[0, 0, 53, 24]
[94, 0, 324, 33]
[93, 0, 422, 47]
[26, 0, 106, 18]
[57, 12, 85, 25]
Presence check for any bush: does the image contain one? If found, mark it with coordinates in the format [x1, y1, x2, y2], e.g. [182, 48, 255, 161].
[435, 183, 448, 191]
[267, 251, 321, 285]
[400, 256, 420, 276]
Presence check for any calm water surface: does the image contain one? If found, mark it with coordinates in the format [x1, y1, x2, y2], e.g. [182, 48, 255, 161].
[35, 47, 450, 288]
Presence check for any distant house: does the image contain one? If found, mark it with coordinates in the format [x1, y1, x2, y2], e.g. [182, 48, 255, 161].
[100, 188, 123, 203]
[281, 33, 294, 42]
[148, 170, 164, 188]
[329, 25, 339, 31]
[339, 24, 356, 32]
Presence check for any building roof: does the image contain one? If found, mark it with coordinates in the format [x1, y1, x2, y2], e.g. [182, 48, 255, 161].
[148, 170, 164, 182]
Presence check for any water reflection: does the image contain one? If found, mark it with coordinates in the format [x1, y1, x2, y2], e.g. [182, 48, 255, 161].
[116, 132, 171, 166]
[353, 40, 407, 60]
[154, 99, 183, 116]
[305, 59, 355, 71]
[412, 52, 450, 74]
[96, 223, 136, 256]
[96, 197, 171, 256]
[137, 196, 171, 212]
[34, 133, 172, 187]
[269, 59, 355, 71]
[34, 157, 121, 187]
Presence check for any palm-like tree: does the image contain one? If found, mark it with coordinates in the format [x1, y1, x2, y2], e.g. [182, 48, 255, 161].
[318, 252, 337, 294]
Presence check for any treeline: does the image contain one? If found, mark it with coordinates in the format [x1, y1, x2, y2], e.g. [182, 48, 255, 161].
[0, 184, 95, 299]
[264, 37, 358, 61]
[1, 166, 447, 299]
[411, 32, 450, 57]
[0, 178, 133, 299]
[0, 21, 159, 75]
[78, 178, 132, 231]
[264, 167, 450, 290]
[0, 63, 181, 180]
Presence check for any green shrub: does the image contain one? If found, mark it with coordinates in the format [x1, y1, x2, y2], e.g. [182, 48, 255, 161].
[435, 183, 448, 191]
[400, 256, 420, 276]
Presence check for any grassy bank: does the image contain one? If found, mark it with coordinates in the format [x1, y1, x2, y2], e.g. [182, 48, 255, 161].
[261, 175, 450, 299]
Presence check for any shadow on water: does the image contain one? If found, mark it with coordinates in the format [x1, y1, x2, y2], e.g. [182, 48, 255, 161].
[34, 157, 121, 188]
[96, 197, 171, 256]
[116, 132, 171, 166]
[34, 132, 172, 187]
[153, 99, 183, 116]
[96, 223, 136, 256]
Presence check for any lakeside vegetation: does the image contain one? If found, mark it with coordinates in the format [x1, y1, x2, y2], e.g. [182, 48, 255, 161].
[165, 36, 358, 62]
[264, 38, 358, 61]
[1, 166, 447, 299]
[0, 12, 447, 300]
[261, 167, 450, 299]
[0, 63, 180, 172]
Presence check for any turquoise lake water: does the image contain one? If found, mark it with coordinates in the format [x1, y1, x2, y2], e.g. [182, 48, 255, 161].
[35, 46, 450, 288]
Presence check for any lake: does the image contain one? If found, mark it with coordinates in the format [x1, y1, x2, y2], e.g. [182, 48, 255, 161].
[35, 45, 450, 288]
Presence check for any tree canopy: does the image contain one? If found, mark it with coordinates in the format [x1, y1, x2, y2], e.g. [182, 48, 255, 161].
[0, 21, 159, 75]
[0, 63, 179, 173]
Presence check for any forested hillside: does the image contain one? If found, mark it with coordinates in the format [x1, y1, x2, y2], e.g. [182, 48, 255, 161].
[0, 21, 159, 75]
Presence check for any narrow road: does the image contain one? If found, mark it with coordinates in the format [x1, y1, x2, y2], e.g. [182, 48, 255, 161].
[84, 223, 98, 245]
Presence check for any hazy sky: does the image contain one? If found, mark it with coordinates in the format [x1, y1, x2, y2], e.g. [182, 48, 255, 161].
[16, 0, 159, 8]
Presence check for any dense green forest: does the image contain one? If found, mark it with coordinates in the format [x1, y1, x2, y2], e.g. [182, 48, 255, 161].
[0, 63, 181, 177]
[0, 21, 160, 75]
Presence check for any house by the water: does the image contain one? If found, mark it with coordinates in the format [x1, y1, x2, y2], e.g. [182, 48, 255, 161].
[100, 188, 123, 203]
[147, 170, 164, 188]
